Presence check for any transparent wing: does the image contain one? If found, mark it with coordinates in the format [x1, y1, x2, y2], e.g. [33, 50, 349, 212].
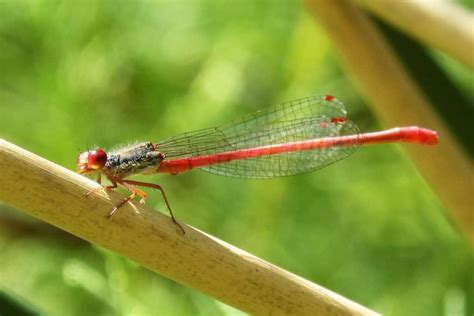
[156, 95, 360, 179]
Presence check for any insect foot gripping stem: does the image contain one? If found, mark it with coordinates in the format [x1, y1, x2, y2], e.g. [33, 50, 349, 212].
[107, 180, 186, 235]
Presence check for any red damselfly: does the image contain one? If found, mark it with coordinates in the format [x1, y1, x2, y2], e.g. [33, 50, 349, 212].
[77, 95, 438, 233]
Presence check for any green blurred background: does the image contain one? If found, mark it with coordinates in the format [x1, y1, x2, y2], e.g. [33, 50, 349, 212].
[0, 1, 472, 315]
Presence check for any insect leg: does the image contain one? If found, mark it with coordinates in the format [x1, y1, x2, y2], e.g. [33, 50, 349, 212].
[121, 179, 185, 234]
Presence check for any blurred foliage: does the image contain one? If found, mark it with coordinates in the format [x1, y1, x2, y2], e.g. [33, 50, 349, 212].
[0, 1, 472, 315]
[372, 16, 474, 157]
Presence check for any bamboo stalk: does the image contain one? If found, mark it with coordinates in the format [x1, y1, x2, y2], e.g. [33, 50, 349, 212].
[0, 139, 379, 316]
[357, 0, 474, 68]
[304, 0, 474, 248]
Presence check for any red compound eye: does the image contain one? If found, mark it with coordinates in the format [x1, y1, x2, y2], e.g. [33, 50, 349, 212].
[324, 95, 334, 101]
[87, 149, 107, 170]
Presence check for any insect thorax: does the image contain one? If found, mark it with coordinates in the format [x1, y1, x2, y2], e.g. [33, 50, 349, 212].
[102, 142, 163, 178]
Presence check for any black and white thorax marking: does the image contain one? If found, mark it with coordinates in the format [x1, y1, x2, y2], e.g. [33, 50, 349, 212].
[103, 142, 164, 178]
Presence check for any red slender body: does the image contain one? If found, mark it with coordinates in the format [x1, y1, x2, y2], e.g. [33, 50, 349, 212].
[157, 127, 437, 175]
[76, 95, 438, 228]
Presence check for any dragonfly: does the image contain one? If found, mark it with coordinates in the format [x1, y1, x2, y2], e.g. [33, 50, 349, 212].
[77, 95, 438, 234]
